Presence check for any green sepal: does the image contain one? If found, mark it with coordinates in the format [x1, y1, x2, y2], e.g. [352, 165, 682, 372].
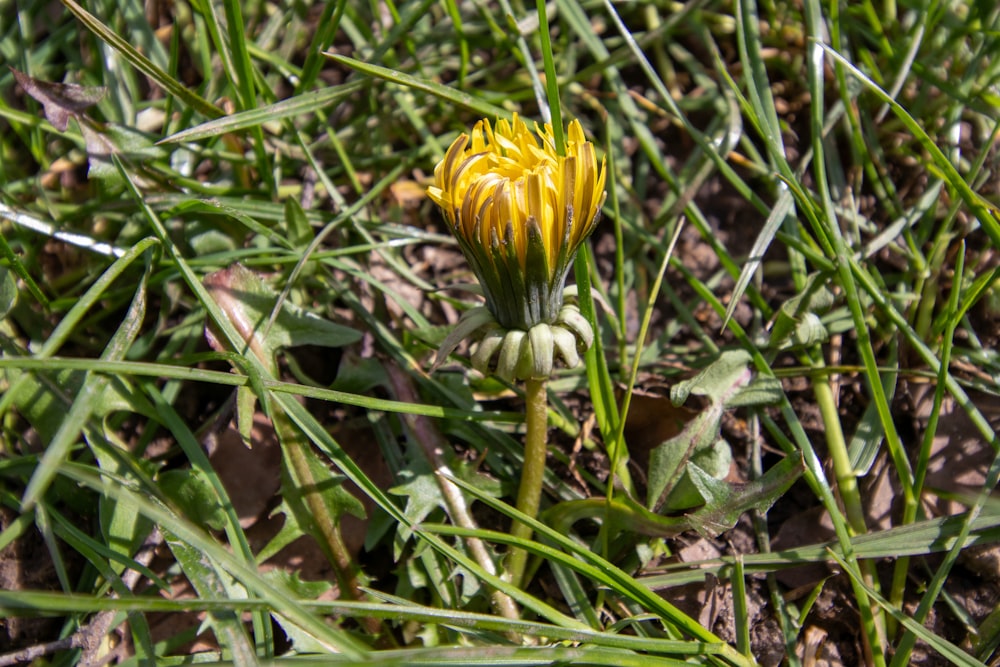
[431, 288, 595, 383]
[524, 217, 560, 325]
[551, 324, 580, 368]
[527, 323, 554, 379]
[486, 223, 526, 329]
[557, 304, 594, 350]
[496, 329, 526, 382]
[471, 327, 506, 375]
[431, 306, 496, 371]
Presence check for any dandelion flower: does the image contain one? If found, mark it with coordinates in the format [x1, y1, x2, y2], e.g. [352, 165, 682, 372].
[428, 114, 606, 330]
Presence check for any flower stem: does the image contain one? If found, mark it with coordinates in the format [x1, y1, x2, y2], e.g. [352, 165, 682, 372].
[506, 378, 548, 589]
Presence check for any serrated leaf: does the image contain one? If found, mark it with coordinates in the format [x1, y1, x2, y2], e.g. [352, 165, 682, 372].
[390, 468, 445, 555]
[204, 263, 361, 363]
[648, 351, 751, 512]
[684, 454, 804, 538]
[725, 376, 785, 408]
[255, 498, 310, 564]
[262, 570, 336, 655]
[161, 527, 258, 665]
[557, 454, 802, 540]
[281, 445, 367, 527]
[276, 423, 368, 574]
[661, 439, 734, 511]
[159, 468, 228, 531]
[767, 271, 835, 349]
[647, 406, 729, 512]
[669, 349, 753, 406]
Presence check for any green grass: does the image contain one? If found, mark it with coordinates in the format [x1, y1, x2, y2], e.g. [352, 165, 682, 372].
[1, 0, 999, 665]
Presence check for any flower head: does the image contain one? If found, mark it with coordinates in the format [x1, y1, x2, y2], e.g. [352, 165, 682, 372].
[428, 114, 606, 331]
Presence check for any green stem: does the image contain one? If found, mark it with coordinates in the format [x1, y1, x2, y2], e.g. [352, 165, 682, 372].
[812, 369, 866, 534]
[277, 409, 385, 639]
[812, 363, 886, 659]
[281, 422, 360, 591]
[506, 378, 549, 589]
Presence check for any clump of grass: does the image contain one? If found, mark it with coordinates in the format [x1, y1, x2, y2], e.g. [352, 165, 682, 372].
[1, 0, 999, 665]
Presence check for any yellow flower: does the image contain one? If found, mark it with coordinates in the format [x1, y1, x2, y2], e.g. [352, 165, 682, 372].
[428, 114, 606, 330]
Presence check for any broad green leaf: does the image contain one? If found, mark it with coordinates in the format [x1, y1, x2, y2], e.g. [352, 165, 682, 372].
[91, 429, 156, 573]
[648, 350, 752, 511]
[80, 122, 168, 184]
[550, 454, 802, 541]
[766, 271, 835, 350]
[662, 440, 734, 512]
[283, 197, 314, 248]
[0, 230, 48, 307]
[161, 528, 259, 665]
[683, 454, 802, 538]
[255, 498, 311, 565]
[647, 402, 731, 513]
[330, 354, 389, 395]
[725, 376, 785, 408]
[281, 444, 367, 529]
[5, 367, 86, 444]
[670, 349, 753, 407]
[187, 226, 238, 257]
[168, 199, 294, 250]
[236, 384, 257, 449]
[391, 467, 445, 554]
[159, 468, 228, 532]
[262, 570, 336, 655]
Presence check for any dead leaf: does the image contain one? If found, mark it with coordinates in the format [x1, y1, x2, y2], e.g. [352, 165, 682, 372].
[622, 387, 698, 473]
[390, 179, 426, 208]
[11, 67, 105, 131]
[910, 383, 999, 517]
[210, 414, 282, 529]
[771, 506, 837, 593]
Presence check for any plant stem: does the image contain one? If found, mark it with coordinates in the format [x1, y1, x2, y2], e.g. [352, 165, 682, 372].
[281, 422, 361, 592]
[506, 378, 548, 589]
[812, 363, 887, 659]
[383, 363, 520, 621]
[812, 369, 866, 535]
[276, 409, 384, 639]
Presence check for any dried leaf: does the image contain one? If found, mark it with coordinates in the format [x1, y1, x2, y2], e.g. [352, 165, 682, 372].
[11, 67, 105, 131]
